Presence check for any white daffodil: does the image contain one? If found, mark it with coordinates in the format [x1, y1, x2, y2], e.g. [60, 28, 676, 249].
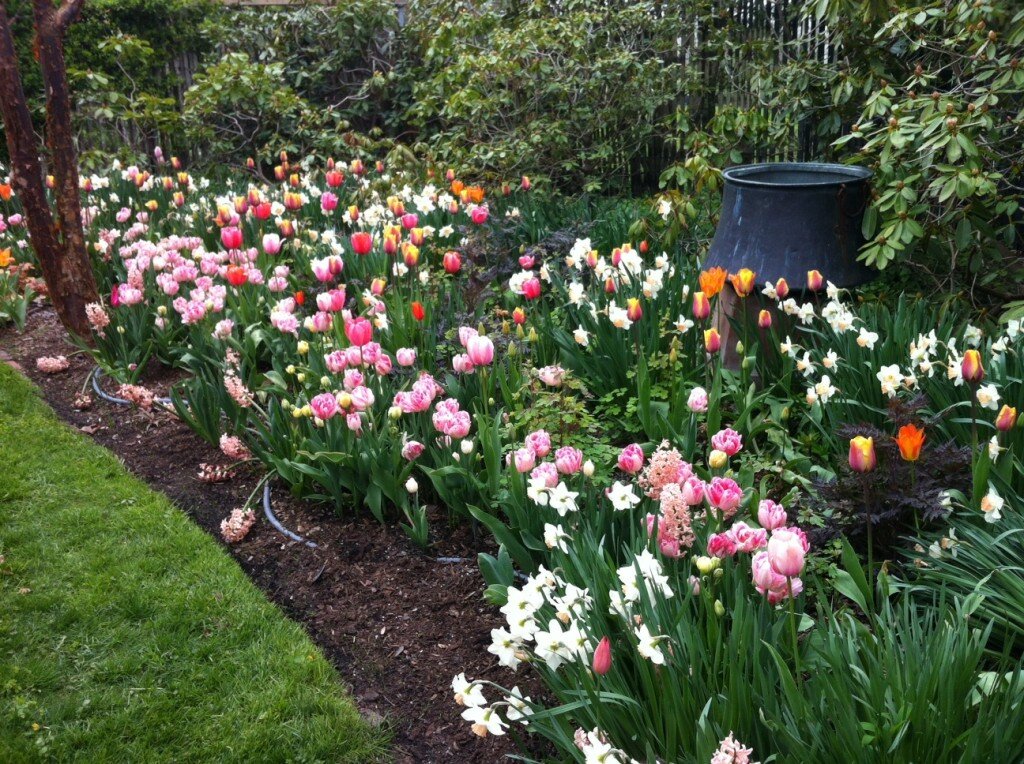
[505, 686, 534, 723]
[573, 326, 590, 346]
[857, 327, 879, 349]
[461, 704, 508, 737]
[876, 364, 903, 398]
[634, 624, 666, 665]
[452, 673, 487, 707]
[544, 523, 570, 552]
[976, 384, 1000, 411]
[981, 485, 1004, 523]
[547, 482, 580, 516]
[606, 481, 641, 511]
[488, 628, 524, 669]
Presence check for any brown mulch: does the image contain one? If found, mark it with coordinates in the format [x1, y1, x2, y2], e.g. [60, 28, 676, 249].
[1, 309, 545, 764]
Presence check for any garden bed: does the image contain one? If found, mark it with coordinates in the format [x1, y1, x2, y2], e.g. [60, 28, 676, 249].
[0, 308, 541, 764]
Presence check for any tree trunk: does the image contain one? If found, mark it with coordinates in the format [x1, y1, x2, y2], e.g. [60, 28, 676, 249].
[0, 1, 97, 339]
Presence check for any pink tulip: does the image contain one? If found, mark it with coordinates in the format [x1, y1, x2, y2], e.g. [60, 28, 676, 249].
[396, 348, 417, 367]
[320, 192, 338, 212]
[513, 448, 536, 473]
[525, 430, 551, 458]
[767, 528, 806, 578]
[375, 354, 393, 375]
[522, 277, 541, 300]
[554, 447, 584, 475]
[705, 476, 743, 515]
[757, 500, 787, 531]
[592, 637, 612, 676]
[458, 326, 479, 347]
[220, 226, 243, 250]
[452, 354, 475, 374]
[687, 387, 709, 413]
[310, 393, 339, 421]
[727, 521, 767, 553]
[325, 350, 348, 373]
[681, 475, 706, 506]
[402, 441, 425, 460]
[401, 213, 419, 229]
[617, 444, 645, 474]
[711, 428, 743, 456]
[470, 206, 489, 224]
[707, 532, 738, 558]
[262, 233, 282, 255]
[350, 386, 375, 411]
[350, 231, 373, 255]
[530, 462, 559, 488]
[345, 317, 373, 347]
[443, 251, 462, 274]
[466, 335, 495, 366]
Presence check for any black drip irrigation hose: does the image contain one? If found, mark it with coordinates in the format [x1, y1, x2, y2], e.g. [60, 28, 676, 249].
[91, 366, 175, 407]
[262, 483, 319, 549]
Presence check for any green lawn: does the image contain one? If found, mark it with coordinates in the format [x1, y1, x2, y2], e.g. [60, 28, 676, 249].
[0, 364, 386, 763]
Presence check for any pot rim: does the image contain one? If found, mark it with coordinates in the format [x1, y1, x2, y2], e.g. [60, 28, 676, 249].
[722, 162, 872, 189]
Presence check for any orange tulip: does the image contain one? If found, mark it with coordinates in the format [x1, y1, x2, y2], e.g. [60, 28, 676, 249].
[699, 267, 727, 298]
[450, 180, 465, 196]
[0, 248, 13, 268]
[893, 424, 925, 462]
[729, 268, 756, 297]
[0, 183, 14, 201]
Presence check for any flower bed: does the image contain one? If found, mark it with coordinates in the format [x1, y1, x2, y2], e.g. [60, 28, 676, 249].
[2, 153, 1023, 762]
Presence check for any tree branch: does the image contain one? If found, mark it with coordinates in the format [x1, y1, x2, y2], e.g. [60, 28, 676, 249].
[54, 0, 86, 34]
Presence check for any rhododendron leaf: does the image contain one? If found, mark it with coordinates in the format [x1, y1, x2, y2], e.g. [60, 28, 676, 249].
[467, 506, 533, 572]
[478, 548, 514, 588]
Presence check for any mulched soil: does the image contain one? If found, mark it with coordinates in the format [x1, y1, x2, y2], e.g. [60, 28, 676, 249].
[1, 308, 545, 763]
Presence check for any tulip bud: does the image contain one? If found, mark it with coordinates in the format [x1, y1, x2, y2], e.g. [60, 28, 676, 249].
[807, 270, 824, 292]
[695, 556, 716, 575]
[849, 435, 877, 472]
[996, 405, 1018, 432]
[592, 637, 612, 676]
[626, 298, 643, 322]
[692, 291, 711, 320]
[758, 309, 772, 329]
[704, 328, 721, 353]
[714, 599, 726, 617]
[388, 406, 402, 420]
[775, 278, 790, 299]
[708, 449, 728, 469]
[961, 349, 984, 384]
[405, 477, 418, 494]
[297, 341, 309, 355]
[583, 460, 595, 477]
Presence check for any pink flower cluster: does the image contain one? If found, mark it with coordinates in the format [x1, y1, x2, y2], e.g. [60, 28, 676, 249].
[36, 355, 70, 374]
[710, 732, 759, 764]
[219, 433, 251, 461]
[116, 383, 156, 410]
[392, 373, 443, 414]
[220, 507, 256, 544]
[646, 483, 695, 557]
[432, 398, 472, 439]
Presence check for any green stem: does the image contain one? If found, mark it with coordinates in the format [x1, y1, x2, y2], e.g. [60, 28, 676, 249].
[787, 578, 801, 685]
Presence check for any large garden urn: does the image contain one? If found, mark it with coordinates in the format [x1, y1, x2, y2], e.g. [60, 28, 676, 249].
[704, 162, 874, 288]
[703, 162, 874, 366]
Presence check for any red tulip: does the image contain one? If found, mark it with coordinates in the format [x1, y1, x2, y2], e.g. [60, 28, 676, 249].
[325, 170, 344, 187]
[442, 251, 462, 274]
[254, 202, 272, 220]
[411, 301, 426, 321]
[350, 232, 373, 256]
[226, 265, 247, 287]
[522, 278, 541, 300]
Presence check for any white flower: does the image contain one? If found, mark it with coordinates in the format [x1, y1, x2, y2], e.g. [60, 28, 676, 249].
[797, 302, 816, 325]
[857, 327, 879, 349]
[488, 628, 524, 669]
[796, 352, 816, 378]
[544, 523, 570, 552]
[675, 315, 694, 333]
[534, 619, 576, 671]
[826, 281, 841, 300]
[567, 281, 586, 305]
[821, 349, 839, 369]
[988, 436, 1002, 461]
[606, 481, 641, 511]
[634, 624, 666, 665]
[405, 477, 418, 494]
[505, 686, 534, 723]
[607, 304, 632, 330]
[461, 704, 507, 737]
[573, 326, 590, 346]
[780, 336, 798, 358]
[657, 197, 672, 219]
[547, 482, 580, 516]
[452, 673, 487, 707]
[976, 384, 1000, 411]
[807, 375, 837, 406]
[876, 364, 903, 398]
[761, 281, 778, 300]
[981, 485, 1003, 523]
[964, 324, 983, 347]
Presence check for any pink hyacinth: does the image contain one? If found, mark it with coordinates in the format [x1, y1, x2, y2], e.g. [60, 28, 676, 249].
[617, 443, 645, 474]
[220, 508, 256, 544]
[525, 430, 552, 458]
[710, 732, 759, 764]
[650, 483, 695, 557]
[310, 393, 339, 421]
[639, 442, 692, 500]
[219, 433, 251, 460]
[757, 500, 788, 531]
[36, 355, 70, 374]
[711, 427, 743, 457]
[554, 446, 584, 475]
